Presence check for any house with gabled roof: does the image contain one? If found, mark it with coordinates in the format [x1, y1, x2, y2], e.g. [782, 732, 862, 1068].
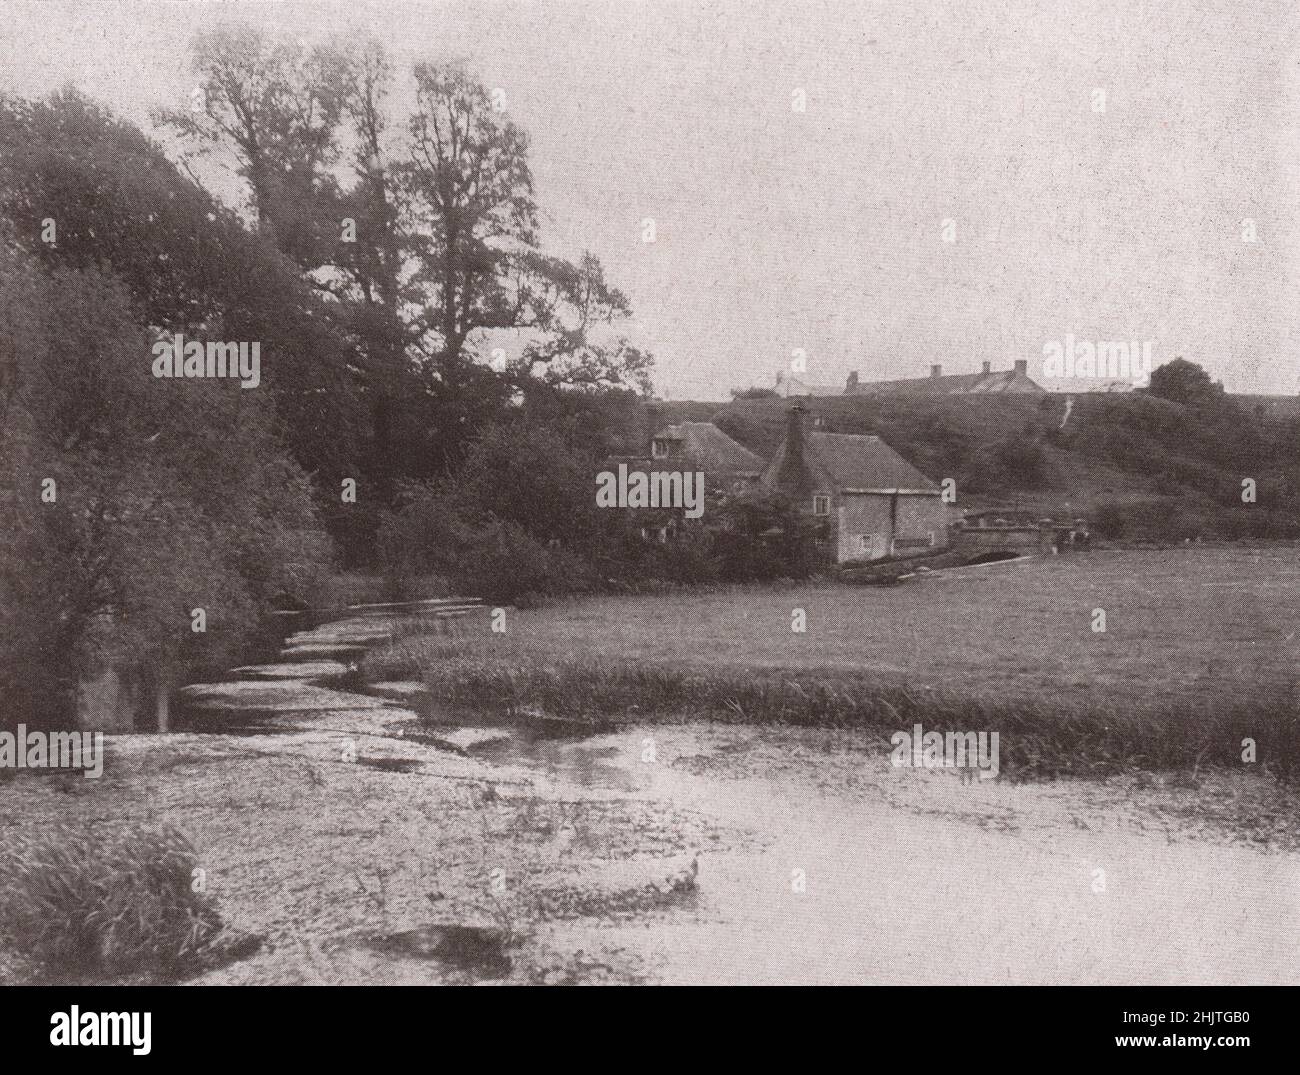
[774, 371, 843, 398]
[600, 420, 764, 544]
[760, 405, 952, 563]
[650, 421, 765, 493]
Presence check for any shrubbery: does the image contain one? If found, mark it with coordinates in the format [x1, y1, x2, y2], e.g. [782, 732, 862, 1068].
[456, 519, 597, 607]
[0, 251, 331, 731]
[960, 430, 1048, 494]
[992, 432, 1049, 488]
[1088, 496, 1300, 543]
[377, 418, 821, 603]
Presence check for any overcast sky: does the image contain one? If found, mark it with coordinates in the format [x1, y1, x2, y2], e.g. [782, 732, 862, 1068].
[2, 0, 1297, 399]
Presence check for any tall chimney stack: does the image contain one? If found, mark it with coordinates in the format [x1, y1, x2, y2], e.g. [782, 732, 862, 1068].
[930, 363, 942, 379]
[981, 360, 991, 375]
[1013, 359, 1027, 376]
[777, 404, 807, 493]
[846, 370, 859, 391]
[786, 404, 804, 450]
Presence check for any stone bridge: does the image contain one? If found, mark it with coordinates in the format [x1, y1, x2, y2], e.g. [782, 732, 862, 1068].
[954, 512, 1089, 559]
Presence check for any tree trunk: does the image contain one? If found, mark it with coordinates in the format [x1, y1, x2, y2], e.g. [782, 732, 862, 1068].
[155, 679, 170, 734]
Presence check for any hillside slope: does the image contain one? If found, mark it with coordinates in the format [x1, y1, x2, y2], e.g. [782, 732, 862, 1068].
[644, 393, 1300, 540]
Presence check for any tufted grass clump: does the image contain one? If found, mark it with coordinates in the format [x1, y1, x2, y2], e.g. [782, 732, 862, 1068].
[0, 823, 224, 983]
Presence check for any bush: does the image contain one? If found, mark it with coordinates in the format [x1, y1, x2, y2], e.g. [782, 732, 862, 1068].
[0, 251, 333, 731]
[959, 431, 1049, 494]
[630, 525, 721, 586]
[713, 489, 818, 581]
[1089, 498, 1220, 543]
[457, 519, 595, 607]
[993, 432, 1049, 487]
[0, 824, 223, 982]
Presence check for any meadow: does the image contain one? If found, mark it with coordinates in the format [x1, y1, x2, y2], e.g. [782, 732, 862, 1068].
[366, 546, 1300, 783]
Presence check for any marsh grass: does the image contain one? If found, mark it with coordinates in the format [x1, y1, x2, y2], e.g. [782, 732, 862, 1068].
[363, 550, 1300, 785]
[366, 638, 1297, 782]
[0, 823, 225, 983]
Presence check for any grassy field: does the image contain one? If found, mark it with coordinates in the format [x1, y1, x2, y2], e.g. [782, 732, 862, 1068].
[366, 547, 1300, 782]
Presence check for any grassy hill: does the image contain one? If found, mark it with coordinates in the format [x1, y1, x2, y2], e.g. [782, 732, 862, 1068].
[637, 392, 1300, 541]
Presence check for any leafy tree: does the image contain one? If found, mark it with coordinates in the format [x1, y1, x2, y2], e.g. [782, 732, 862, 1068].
[162, 27, 654, 388]
[509, 252, 654, 392]
[515, 383, 648, 461]
[1148, 357, 1224, 407]
[158, 27, 654, 504]
[155, 28, 427, 505]
[399, 60, 651, 390]
[0, 248, 327, 730]
[0, 89, 365, 488]
[713, 488, 818, 581]
[442, 418, 609, 546]
[153, 24, 350, 270]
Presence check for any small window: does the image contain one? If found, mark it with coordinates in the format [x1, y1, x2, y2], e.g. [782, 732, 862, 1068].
[859, 534, 874, 553]
[812, 495, 830, 516]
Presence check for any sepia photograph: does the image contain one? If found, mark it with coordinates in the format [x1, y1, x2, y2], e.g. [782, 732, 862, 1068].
[0, 0, 1295, 1052]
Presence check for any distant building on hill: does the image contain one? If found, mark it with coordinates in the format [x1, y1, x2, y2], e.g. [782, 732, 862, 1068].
[760, 406, 953, 564]
[844, 360, 1044, 396]
[774, 371, 843, 397]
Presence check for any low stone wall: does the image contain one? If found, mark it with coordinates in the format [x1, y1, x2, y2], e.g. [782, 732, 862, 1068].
[955, 525, 1057, 555]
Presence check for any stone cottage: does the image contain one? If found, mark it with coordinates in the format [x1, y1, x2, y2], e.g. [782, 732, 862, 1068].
[760, 406, 951, 563]
[649, 421, 765, 495]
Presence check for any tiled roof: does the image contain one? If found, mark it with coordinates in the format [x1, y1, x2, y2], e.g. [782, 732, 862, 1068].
[652, 422, 765, 473]
[805, 432, 939, 491]
[762, 431, 940, 493]
[775, 376, 842, 397]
